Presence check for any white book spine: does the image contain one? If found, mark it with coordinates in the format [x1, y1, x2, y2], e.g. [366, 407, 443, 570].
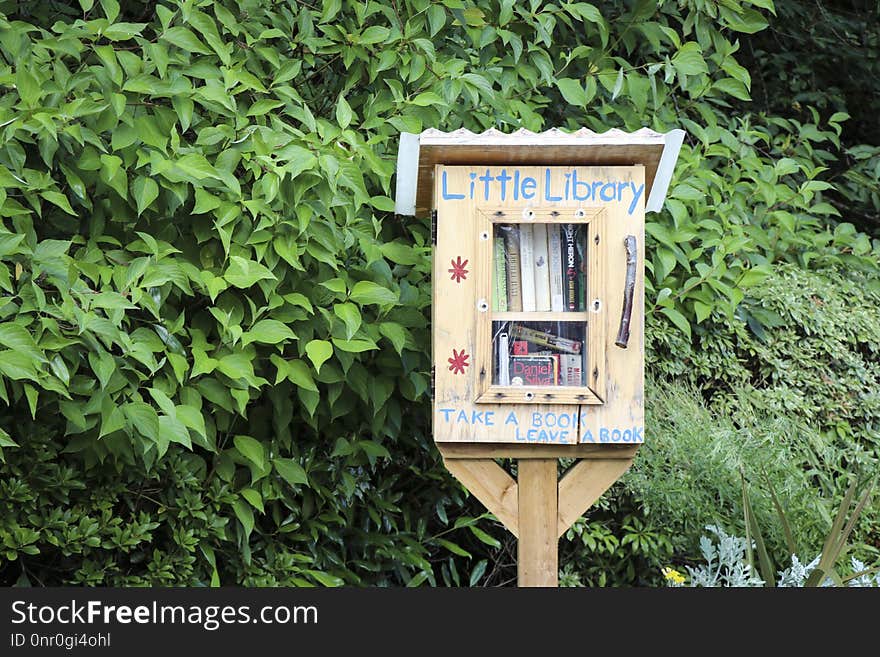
[519, 224, 536, 312]
[533, 224, 551, 312]
[547, 226, 565, 312]
[498, 332, 510, 386]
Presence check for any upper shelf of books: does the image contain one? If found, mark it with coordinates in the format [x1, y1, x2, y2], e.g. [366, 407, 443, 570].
[492, 222, 589, 315]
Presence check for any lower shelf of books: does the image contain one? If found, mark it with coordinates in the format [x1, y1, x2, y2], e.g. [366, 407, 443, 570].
[492, 320, 586, 387]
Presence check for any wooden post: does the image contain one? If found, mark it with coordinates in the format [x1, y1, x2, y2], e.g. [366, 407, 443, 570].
[517, 459, 558, 587]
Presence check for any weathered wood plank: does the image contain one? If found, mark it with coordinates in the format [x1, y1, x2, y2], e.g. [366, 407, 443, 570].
[442, 458, 519, 537]
[517, 459, 559, 587]
[438, 444, 638, 459]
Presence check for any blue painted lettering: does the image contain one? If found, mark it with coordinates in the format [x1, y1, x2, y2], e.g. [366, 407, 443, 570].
[479, 169, 494, 201]
[439, 167, 645, 211]
[628, 182, 644, 215]
[441, 171, 465, 200]
[572, 170, 591, 201]
[496, 169, 511, 201]
[544, 168, 562, 201]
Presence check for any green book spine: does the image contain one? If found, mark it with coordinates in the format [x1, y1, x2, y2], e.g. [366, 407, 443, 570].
[493, 237, 508, 311]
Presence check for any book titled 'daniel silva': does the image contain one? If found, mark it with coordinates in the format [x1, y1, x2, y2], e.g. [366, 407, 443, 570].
[510, 355, 558, 386]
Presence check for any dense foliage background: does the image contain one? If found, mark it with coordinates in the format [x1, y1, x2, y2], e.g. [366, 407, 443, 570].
[0, 0, 878, 586]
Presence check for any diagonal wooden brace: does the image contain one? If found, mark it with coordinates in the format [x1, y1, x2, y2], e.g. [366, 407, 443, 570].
[442, 458, 519, 537]
[441, 448, 636, 587]
[556, 458, 634, 538]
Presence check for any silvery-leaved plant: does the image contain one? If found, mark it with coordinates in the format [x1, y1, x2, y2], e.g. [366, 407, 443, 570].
[668, 527, 880, 587]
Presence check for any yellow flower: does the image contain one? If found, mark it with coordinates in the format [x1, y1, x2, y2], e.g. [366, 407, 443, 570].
[662, 567, 686, 585]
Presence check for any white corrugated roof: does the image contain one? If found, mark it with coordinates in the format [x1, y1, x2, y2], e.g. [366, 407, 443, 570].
[395, 126, 685, 217]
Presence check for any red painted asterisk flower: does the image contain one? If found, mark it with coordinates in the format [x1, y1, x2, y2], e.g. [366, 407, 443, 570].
[448, 256, 469, 283]
[448, 348, 470, 375]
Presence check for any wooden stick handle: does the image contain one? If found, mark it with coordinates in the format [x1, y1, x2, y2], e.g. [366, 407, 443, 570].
[615, 235, 637, 348]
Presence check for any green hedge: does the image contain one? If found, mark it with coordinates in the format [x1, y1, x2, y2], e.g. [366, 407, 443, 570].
[1, 0, 876, 585]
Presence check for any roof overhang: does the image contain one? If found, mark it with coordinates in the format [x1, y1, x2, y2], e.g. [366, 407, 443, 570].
[394, 127, 685, 217]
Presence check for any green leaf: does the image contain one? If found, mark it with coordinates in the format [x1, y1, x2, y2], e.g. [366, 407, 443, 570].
[469, 559, 488, 585]
[380, 241, 420, 265]
[435, 538, 471, 558]
[411, 92, 444, 107]
[15, 68, 40, 107]
[216, 352, 257, 382]
[611, 68, 625, 101]
[333, 302, 361, 340]
[350, 281, 398, 306]
[427, 5, 446, 36]
[242, 319, 296, 346]
[131, 176, 159, 216]
[176, 405, 207, 439]
[379, 322, 406, 354]
[660, 307, 692, 340]
[332, 338, 378, 353]
[247, 99, 284, 116]
[556, 78, 587, 106]
[286, 360, 318, 392]
[162, 26, 212, 55]
[693, 301, 713, 323]
[469, 525, 501, 548]
[232, 498, 254, 539]
[0, 350, 38, 381]
[305, 340, 333, 373]
[672, 42, 708, 76]
[124, 402, 160, 441]
[89, 351, 115, 389]
[224, 256, 276, 288]
[23, 384, 37, 419]
[0, 324, 42, 361]
[40, 191, 76, 216]
[159, 415, 192, 449]
[0, 426, 18, 448]
[233, 435, 265, 470]
[336, 95, 353, 129]
[175, 153, 221, 180]
[273, 458, 309, 487]
[360, 25, 390, 44]
[49, 354, 70, 386]
[192, 188, 222, 214]
[100, 0, 120, 22]
[712, 77, 751, 101]
[240, 488, 264, 513]
[307, 570, 344, 587]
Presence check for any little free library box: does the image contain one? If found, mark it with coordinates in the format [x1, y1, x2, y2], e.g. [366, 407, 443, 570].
[395, 127, 684, 586]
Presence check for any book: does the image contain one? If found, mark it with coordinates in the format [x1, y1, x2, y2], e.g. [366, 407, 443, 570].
[510, 355, 558, 386]
[563, 224, 580, 312]
[548, 227, 565, 312]
[560, 354, 583, 386]
[497, 332, 510, 385]
[510, 324, 582, 354]
[503, 228, 523, 312]
[577, 227, 587, 311]
[532, 224, 551, 312]
[518, 224, 536, 312]
[493, 237, 508, 311]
